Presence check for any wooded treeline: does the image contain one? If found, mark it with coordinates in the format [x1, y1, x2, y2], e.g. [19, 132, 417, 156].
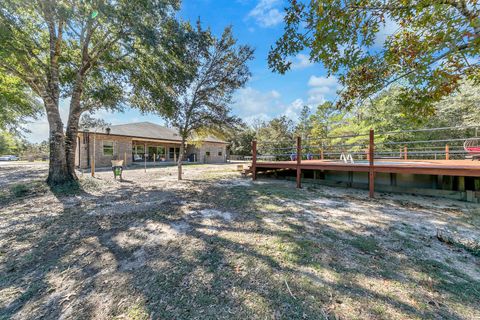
[228, 81, 480, 157]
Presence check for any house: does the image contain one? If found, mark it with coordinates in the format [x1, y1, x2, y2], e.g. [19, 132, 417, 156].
[75, 122, 228, 169]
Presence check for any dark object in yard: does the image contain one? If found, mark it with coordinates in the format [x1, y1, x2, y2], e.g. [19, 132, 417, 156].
[112, 166, 123, 180]
[111, 159, 124, 181]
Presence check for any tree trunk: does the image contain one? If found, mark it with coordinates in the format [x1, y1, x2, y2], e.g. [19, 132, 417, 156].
[177, 139, 186, 180]
[65, 112, 81, 180]
[44, 97, 72, 185]
[65, 79, 84, 180]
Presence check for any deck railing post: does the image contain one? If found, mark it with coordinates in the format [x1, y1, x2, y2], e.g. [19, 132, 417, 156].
[404, 146, 408, 160]
[252, 140, 257, 181]
[369, 129, 375, 198]
[296, 136, 302, 188]
[445, 144, 450, 160]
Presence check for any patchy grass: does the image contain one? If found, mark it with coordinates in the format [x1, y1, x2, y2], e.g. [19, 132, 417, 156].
[0, 163, 479, 319]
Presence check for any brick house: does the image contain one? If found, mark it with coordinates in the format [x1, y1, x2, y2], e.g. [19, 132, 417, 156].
[75, 122, 228, 169]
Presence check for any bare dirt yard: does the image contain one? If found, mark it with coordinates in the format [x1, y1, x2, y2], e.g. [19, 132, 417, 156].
[1, 162, 479, 320]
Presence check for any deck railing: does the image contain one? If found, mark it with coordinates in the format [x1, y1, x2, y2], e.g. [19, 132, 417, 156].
[251, 125, 480, 198]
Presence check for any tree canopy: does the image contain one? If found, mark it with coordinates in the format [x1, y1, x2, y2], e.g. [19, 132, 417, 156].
[0, 73, 42, 131]
[133, 22, 254, 179]
[0, 0, 182, 184]
[269, 0, 480, 113]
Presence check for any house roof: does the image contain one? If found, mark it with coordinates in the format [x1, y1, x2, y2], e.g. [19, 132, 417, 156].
[79, 122, 228, 144]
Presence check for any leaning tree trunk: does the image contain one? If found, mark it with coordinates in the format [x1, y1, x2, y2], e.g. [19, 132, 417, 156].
[44, 97, 71, 185]
[65, 112, 81, 180]
[177, 139, 186, 180]
[64, 79, 84, 180]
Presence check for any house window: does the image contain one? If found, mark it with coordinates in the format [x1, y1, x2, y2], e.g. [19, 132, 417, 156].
[135, 145, 145, 155]
[218, 149, 222, 156]
[205, 151, 210, 156]
[103, 141, 114, 156]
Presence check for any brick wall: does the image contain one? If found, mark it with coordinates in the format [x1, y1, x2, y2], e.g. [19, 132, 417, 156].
[186, 142, 227, 163]
[77, 133, 132, 169]
[76, 133, 228, 168]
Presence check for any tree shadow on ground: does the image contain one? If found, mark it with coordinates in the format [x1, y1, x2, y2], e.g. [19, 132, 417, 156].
[1, 174, 479, 319]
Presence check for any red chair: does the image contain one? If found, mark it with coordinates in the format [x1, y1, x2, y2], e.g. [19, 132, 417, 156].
[464, 138, 480, 160]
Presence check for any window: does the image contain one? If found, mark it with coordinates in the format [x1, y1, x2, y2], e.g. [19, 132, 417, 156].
[218, 149, 222, 156]
[103, 141, 114, 156]
[205, 151, 210, 156]
[135, 145, 145, 154]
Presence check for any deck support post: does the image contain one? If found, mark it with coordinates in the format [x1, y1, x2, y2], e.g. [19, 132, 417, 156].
[369, 129, 375, 198]
[296, 136, 302, 188]
[252, 140, 257, 181]
[458, 176, 465, 192]
[445, 144, 450, 160]
[474, 178, 480, 191]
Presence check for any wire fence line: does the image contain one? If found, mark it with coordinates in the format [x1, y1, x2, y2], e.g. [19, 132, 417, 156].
[250, 126, 480, 162]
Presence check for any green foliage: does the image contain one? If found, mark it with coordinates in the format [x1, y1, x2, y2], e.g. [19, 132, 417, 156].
[294, 105, 312, 140]
[133, 23, 253, 141]
[232, 81, 480, 158]
[0, 0, 184, 183]
[227, 127, 256, 156]
[0, 74, 42, 131]
[79, 114, 111, 130]
[0, 130, 25, 155]
[256, 116, 295, 157]
[269, 0, 480, 112]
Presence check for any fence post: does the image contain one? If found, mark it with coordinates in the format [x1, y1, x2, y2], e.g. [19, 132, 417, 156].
[404, 146, 408, 160]
[369, 129, 375, 198]
[252, 140, 257, 181]
[144, 143, 147, 173]
[296, 136, 302, 188]
[91, 133, 96, 177]
[445, 144, 450, 160]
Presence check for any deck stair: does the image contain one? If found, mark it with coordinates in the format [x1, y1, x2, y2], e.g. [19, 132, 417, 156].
[241, 166, 253, 176]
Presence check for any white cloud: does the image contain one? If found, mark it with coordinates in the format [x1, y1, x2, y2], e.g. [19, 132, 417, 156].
[232, 87, 283, 116]
[307, 93, 326, 105]
[374, 17, 399, 47]
[283, 98, 305, 120]
[291, 54, 313, 70]
[308, 86, 331, 95]
[247, 0, 284, 27]
[307, 75, 338, 87]
[306, 75, 339, 105]
[232, 87, 311, 123]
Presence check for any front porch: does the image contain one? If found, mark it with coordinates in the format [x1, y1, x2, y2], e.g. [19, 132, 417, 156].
[132, 140, 198, 163]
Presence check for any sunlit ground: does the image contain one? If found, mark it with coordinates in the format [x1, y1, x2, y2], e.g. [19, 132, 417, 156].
[1, 163, 479, 319]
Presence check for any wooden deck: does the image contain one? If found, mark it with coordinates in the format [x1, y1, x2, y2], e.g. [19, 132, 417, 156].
[253, 159, 480, 177]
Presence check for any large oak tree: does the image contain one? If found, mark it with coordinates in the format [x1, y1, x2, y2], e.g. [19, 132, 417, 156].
[0, 0, 181, 185]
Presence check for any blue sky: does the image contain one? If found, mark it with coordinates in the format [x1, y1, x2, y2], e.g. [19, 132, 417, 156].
[24, 0, 341, 143]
